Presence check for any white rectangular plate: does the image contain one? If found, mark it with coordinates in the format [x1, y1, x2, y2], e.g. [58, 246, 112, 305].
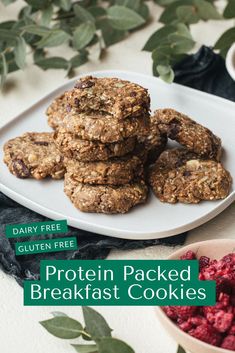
[0, 70, 234, 240]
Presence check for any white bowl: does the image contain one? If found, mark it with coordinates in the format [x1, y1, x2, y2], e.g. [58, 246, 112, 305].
[226, 43, 235, 81]
[155, 239, 235, 353]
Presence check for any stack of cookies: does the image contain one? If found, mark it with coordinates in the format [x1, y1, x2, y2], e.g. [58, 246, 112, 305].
[50, 76, 155, 214]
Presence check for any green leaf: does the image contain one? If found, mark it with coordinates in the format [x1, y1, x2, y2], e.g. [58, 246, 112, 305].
[138, 3, 150, 20]
[152, 46, 173, 64]
[154, 0, 179, 5]
[160, 0, 193, 24]
[58, 0, 72, 11]
[71, 344, 98, 353]
[74, 4, 95, 22]
[88, 6, 106, 18]
[115, 0, 141, 12]
[25, 0, 49, 10]
[73, 22, 96, 50]
[0, 28, 18, 44]
[177, 345, 187, 353]
[22, 25, 50, 36]
[14, 36, 26, 69]
[214, 27, 235, 58]
[176, 5, 200, 24]
[98, 19, 126, 47]
[107, 5, 145, 30]
[97, 338, 135, 353]
[168, 34, 195, 53]
[0, 53, 8, 89]
[51, 311, 68, 317]
[1, 0, 17, 5]
[194, 0, 222, 20]
[40, 5, 53, 26]
[223, 0, 235, 19]
[157, 64, 174, 83]
[40, 317, 83, 339]
[36, 57, 69, 70]
[143, 25, 176, 51]
[70, 53, 88, 68]
[82, 307, 112, 340]
[36, 29, 70, 48]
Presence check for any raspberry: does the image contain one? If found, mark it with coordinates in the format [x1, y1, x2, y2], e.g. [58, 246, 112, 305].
[173, 306, 198, 320]
[189, 315, 207, 327]
[199, 256, 210, 270]
[178, 320, 193, 332]
[229, 323, 235, 335]
[213, 311, 234, 333]
[189, 324, 222, 346]
[180, 251, 196, 260]
[162, 306, 177, 320]
[221, 335, 235, 350]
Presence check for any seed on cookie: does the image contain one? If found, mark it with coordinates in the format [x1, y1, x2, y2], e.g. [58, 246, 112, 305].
[64, 173, 148, 214]
[64, 155, 144, 185]
[65, 76, 150, 120]
[3, 132, 65, 180]
[154, 109, 222, 161]
[148, 148, 232, 204]
[54, 128, 136, 161]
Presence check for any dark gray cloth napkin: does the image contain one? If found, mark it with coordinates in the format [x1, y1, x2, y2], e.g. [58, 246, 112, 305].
[1, 45, 234, 286]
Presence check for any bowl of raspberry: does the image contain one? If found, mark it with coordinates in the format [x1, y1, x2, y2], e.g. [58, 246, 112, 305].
[155, 239, 235, 353]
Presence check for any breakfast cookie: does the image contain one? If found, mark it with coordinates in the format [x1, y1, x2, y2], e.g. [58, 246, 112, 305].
[64, 173, 148, 213]
[62, 110, 150, 143]
[136, 114, 167, 164]
[154, 109, 222, 160]
[64, 155, 144, 185]
[4, 132, 65, 179]
[149, 149, 232, 204]
[46, 93, 69, 129]
[54, 128, 136, 161]
[65, 76, 150, 119]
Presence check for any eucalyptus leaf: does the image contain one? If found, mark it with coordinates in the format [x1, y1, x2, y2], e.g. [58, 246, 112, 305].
[36, 57, 69, 70]
[25, 0, 49, 10]
[115, 0, 141, 12]
[143, 25, 176, 51]
[214, 27, 235, 58]
[71, 344, 98, 353]
[74, 4, 95, 22]
[154, 0, 179, 5]
[70, 53, 88, 68]
[176, 5, 200, 24]
[40, 317, 83, 339]
[168, 34, 195, 53]
[51, 311, 68, 317]
[14, 36, 26, 69]
[157, 64, 174, 83]
[177, 345, 187, 353]
[138, 3, 150, 20]
[36, 29, 70, 48]
[0, 53, 8, 89]
[0, 28, 18, 43]
[1, 0, 17, 5]
[107, 5, 145, 30]
[22, 25, 50, 36]
[223, 0, 235, 19]
[58, 0, 72, 12]
[99, 19, 126, 47]
[88, 6, 106, 18]
[40, 5, 53, 26]
[194, 0, 222, 20]
[73, 22, 96, 50]
[97, 337, 135, 353]
[160, 0, 194, 24]
[82, 307, 112, 340]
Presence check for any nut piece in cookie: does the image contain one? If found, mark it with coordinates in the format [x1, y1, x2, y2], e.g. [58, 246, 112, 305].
[154, 109, 222, 161]
[149, 149, 232, 204]
[62, 110, 150, 143]
[46, 93, 70, 129]
[64, 155, 144, 185]
[4, 132, 65, 180]
[54, 128, 136, 161]
[65, 76, 150, 119]
[64, 173, 148, 214]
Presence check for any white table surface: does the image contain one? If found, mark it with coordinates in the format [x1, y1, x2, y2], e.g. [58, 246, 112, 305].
[0, 1, 235, 353]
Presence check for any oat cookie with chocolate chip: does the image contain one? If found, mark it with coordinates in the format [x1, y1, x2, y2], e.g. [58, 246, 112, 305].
[149, 149, 232, 204]
[46, 93, 70, 129]
[64, 155, 144, 185]
[4, 132, 65, 179]
[65, 76, 150, 119]
[62, 110, 150, 143]
[64, 173, 148, 213]
[154, 109, 222, 160]
[54, 128, 136, 161]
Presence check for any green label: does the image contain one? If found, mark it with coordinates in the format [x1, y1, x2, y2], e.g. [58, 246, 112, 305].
[24, 260, 216, 306]
[6, 220, 68, 238]
[15, 237, 77, 255]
